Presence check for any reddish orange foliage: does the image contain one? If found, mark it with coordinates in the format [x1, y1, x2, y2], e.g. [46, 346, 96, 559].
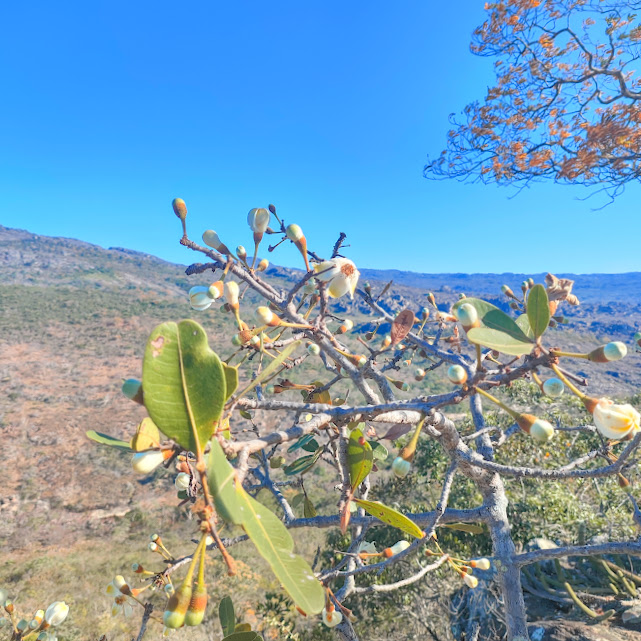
[425, 0, 641, 198]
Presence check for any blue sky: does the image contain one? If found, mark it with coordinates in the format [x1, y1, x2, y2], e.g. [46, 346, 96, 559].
[1, 1, 639, 274]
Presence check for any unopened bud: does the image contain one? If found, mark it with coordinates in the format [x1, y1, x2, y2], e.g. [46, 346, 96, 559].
[224, 281, 240, 309]
[470, 558, 491, 570]
[447, 365, 468, 385]
[257, 258, 269, 272]
[337, 319, 354, 334]
[542, 378, 564, 398]
[236, 245, 247, 259]
[463, 574, 479, 588]
[132, 449, 169, 474]
[202, 230, 230, 254]
[392, 456, 411, 478]
[256, 306, 278, 326]
[307, 343, 321, 356]
[172, 198, 187, 220]
[517, 414, 555, 443]
[208, 281, 224, 300]
[456, 303, 479, 330]
[175, 473, 191, 491]
[414, 368, 426, 381]
[122, 378, 144, 404]
[184, 583, 207, 627]
[163, 584, 193, 629]
[247, 208, 270, 234]
[501, 285, 514, 297]
[44, 602, 69, 627]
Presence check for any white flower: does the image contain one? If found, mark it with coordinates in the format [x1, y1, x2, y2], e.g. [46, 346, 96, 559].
[106, 577, 135, 618]
[131, 450, 166, 474]
[356, 541, 378, 564]
[314, 257, 360, 299]
[593, 399, 640, 440]
[321, 607, 343, 628]
[247, 208, 270, 234]
[44, 602, 69, 627]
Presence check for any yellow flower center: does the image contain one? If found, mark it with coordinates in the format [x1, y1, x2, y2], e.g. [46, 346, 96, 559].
[341, 263, 355, 278]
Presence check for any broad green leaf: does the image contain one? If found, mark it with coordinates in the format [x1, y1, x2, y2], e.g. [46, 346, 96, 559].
[303, 497, 317, 518]
[527, 284, 550, 339]
[515, 314, 535, 340]
[222, 633, 261, 641]
[234, 624, 252, 633]
[283, 448, 323, 476]
[235, 341, 301, 399]
[453, 298, 532, 344]
[369, 440, 389, 461]
[223, 364, 239, 401]
[130, 417, 161, 452]
[348, 428, 373, 492]
[208, 439, 245, 525]
[208, 442, 325, 615]
[236, 486, 325, 614]
[353, 498, 424, 539]
[287, 434, 318, 453]
[466, 327, 534, 356]
[142, 320, 226, 453]
[290, 493, 305, 509]
[442, 523, 484, 534]
[219, 597, 235, 637]
[86, 430, 131, 450]
[306, 387, 332, 404]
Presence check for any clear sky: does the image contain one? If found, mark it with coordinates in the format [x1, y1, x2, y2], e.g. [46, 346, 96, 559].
[1, 1, 639, 274]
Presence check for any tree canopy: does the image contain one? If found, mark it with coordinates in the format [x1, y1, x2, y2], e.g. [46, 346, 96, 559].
[425, 0, 641, 198]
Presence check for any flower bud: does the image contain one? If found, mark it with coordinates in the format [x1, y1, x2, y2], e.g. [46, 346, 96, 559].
[527, 278, 534, 287]
[542, 378, 564, 398]
[521, 280, 529, 291]
[30, 610, 44, 628]
[384, 540, 411, 557]
[189, 285, 214, 311]
[392, 457, 411, 478]
[336, 319, 354, 334]
[509, 301, 519, 310]
[427, 292, 436, 307]
[321, 608, 343, 628]
[265, 385, 275, 395]
[122, 378, 144, 404]
[202, 230, 230, 254]
[414, 368, 426, 381]
[501, 284, 514, 297]
[44, 602, 69, 627]
[184, 583, 207, 627]
[256, 306, 278, 326]
[421, 307, 430, 320]
[175, 473, 191, 492]
[470, 558, 491, 570]
[463, 574, 479, 588]
[603, 341, 627, 361]
[381, 335, 392, 349]
[132, 563, 144, 573]
[236, 245, 247, 260]
[456, 303, 479, 330]
[231, 334, 242, 346]
[257, 258, 269, 272]
[172, 198, 187, 220]
[131, 450, 168, 474]
[163, 584, 192, 629]
[447, 365, 467, 385]
[224, 281, 240, 309]
[17, 619, 29, 632]
[516, 414, 555, 443]
[286, 224, 304, 242]
[307, 343, 321, 356]
[208, 281, 224, 300]
[247, 208, 270, 234]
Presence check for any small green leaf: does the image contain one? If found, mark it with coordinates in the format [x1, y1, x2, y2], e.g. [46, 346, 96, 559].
[234, 624, 253, 633]
[142, 320, 226, 453]
[303, 497, 317, 518]
[223, 364, 239, 401]
[283, 449, 323, 476]
[466, 327, 534, 356]
[86, 430, 131, 450]
[453, 298, 532, 343]
[219, 597, 235, 637]
[287, 434, 318, 453]
[369, 440, 389, 461]
[348, 428, 373, 492]
[527, 284, 550, 339]
[442, 523, 484, 534]
[235, 341, 301, 399]
[353, 498, 424, 539]
[290, 493, 305, 509]
[515, 314, 535, 340]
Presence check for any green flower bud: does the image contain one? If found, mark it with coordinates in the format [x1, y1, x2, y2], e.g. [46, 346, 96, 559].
[392, 456, 411, 478]
[172, 198, 187, 220]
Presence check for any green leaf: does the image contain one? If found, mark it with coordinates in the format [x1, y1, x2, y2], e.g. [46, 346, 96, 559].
[219, 597, 235, 637]
[236, 486, 325, 614]
[283, 448, 323, 476]
[348, 428, 373, 492]
[466, 327, 534, 356]
[86, 430, 131, 450]
[303, 497, 317, 518]
[515, 314, 535, 340]
[287, 434, 318, 453]
[223, 364, 239, 401]
[208, 439, 244, 525]
[290, 493, 305, 509]
[369, 440, 389, 462]
[453, 298, 532, 343]
[208, 442, 325, 615]
[235, 341, 301, 399]
[353, 498, 424, 539]
[527, 284, 550, 339]
[234, 624, 253, 633]
[442, 523, 484, 534]
[142, 320, 226, 453]
[130, 417, 161, 452]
